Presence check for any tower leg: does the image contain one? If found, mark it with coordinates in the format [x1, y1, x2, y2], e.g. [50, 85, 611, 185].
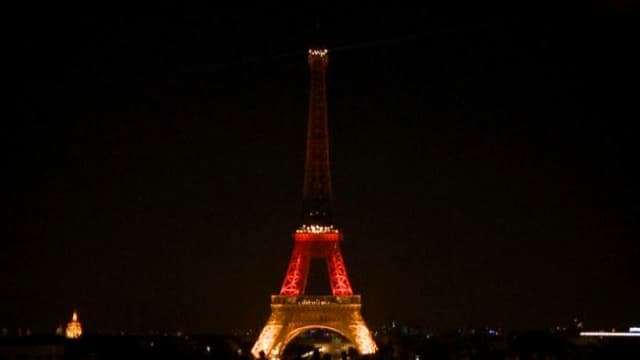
[252, 317, 285, 360]
[327, 248, 353, 296]
[280, 246, 310, 296]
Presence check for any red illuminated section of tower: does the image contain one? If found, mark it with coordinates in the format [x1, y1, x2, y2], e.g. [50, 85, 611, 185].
[279, 49, 353, 297]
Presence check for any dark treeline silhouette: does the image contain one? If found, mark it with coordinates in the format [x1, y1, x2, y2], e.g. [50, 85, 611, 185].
[1, 331, 638, 359]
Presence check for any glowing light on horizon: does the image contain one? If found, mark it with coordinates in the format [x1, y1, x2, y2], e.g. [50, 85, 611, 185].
[580, 331, 640, 337]
[65, 310, 82, 339]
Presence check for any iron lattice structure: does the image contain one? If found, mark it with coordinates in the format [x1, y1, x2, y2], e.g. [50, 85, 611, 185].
[280, 229, 353, 296]
[253, 296, 377, 359]
[252, 49, 377, 359]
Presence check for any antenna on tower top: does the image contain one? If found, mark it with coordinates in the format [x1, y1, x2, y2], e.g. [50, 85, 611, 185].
[310, 15, 326, 50]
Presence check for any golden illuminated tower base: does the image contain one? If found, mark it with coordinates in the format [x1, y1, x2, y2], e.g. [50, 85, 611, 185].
[252, 295, 377, 359]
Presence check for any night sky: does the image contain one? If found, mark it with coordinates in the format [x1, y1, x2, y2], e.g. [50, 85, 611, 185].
[4, 5, 639, 334]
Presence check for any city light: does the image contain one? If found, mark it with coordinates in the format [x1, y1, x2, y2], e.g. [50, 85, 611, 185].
[580, 331, 640, 337]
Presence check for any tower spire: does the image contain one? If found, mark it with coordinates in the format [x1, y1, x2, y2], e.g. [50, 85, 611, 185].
[303, 48, 332, 225]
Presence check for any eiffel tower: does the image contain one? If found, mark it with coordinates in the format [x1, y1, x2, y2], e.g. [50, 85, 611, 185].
[251, 48, 377, 359]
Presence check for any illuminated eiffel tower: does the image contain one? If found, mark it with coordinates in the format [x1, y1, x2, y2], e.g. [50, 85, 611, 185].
[251, 48, 377, 359]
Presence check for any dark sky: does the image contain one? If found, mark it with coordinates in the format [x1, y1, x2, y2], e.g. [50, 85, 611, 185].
[4, 5, 639, 334]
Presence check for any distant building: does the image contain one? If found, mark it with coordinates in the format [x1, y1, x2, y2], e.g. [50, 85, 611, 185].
[65, 311, 82, 339]
[55, 324, 63, 336]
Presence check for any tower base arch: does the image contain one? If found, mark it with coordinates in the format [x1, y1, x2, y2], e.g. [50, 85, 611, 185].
[252, 295, 377, 359]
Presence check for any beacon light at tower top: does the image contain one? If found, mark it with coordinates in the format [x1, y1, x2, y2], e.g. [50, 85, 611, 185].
[297, 224, 338, 233]
[308, 49, 328, 57]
